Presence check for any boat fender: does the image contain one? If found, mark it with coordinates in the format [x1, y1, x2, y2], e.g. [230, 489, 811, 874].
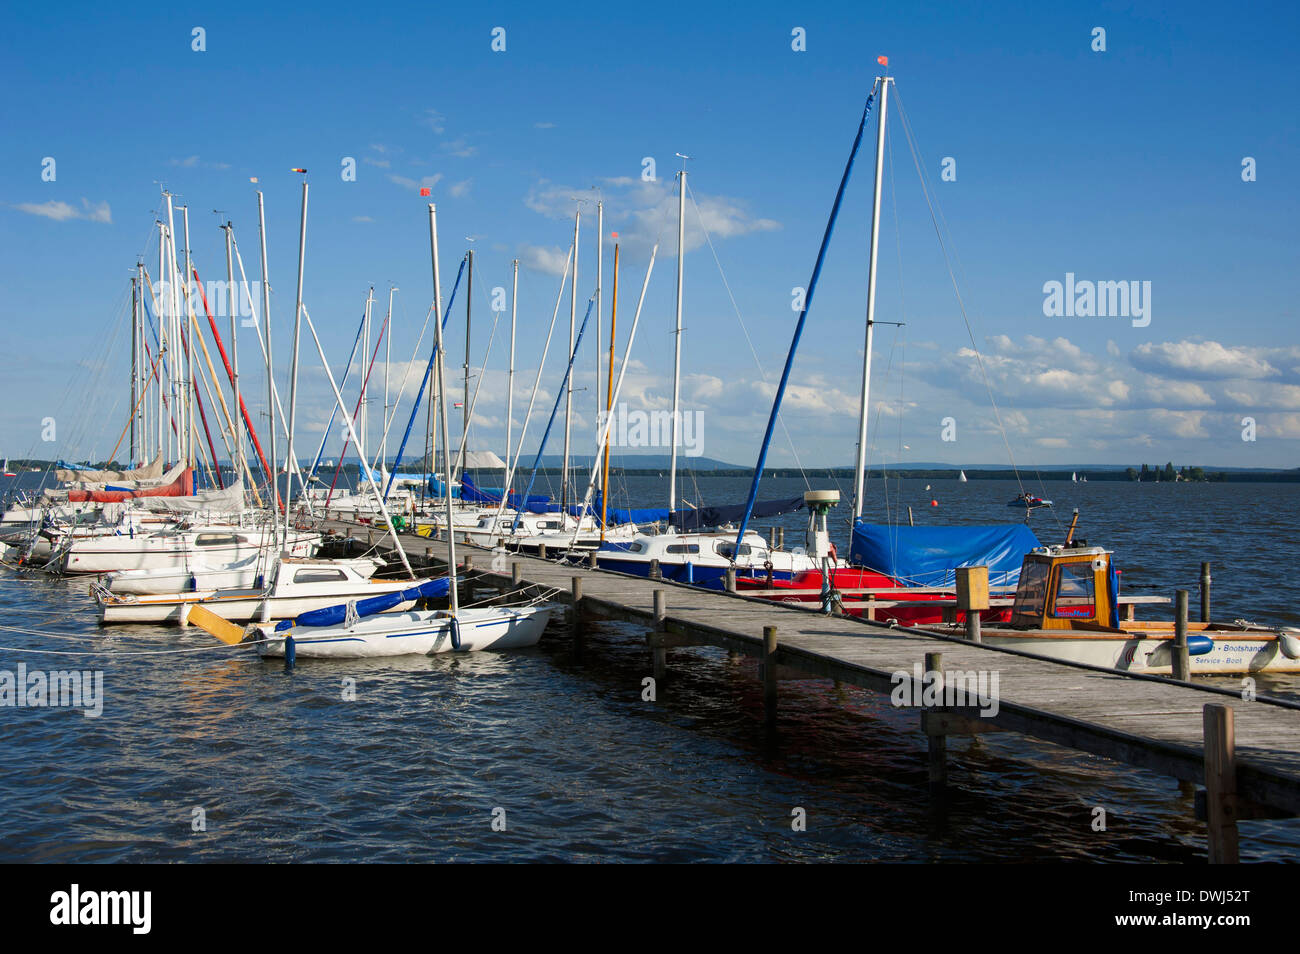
[1187, 633, 1215, 656]
[1279, 628, 1300, 660]
[188, 573, 198, 592]
[449, 615, 461, 651]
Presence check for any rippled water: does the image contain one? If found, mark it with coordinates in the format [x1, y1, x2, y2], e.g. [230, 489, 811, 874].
[1, 475, 1297, 861]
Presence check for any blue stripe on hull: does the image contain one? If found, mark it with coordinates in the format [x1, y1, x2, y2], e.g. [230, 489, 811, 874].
[592, 558, 794, 590]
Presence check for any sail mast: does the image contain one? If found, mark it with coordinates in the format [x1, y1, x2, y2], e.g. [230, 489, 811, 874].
[562, 208, 579, 514]
[382, 285, 396, 469]
[182, 205, 195, 470]
[852, 73, 891, 523]
[506, 259, 517, 500]
[600, 241, 619, 541]
[256, 191, 279, 538]
[428, 203, 457, 615]
[286, 178, 309, 531]
[668, 165, 687, 521]
[224, 222, 244, 497]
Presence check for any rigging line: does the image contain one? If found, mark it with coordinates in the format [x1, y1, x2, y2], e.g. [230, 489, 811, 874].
[891, 91, 1039, 504]
[685, 181, 814, 492]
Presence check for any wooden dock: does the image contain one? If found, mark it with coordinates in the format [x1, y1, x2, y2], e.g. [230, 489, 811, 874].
[326, 518, 1300, 863]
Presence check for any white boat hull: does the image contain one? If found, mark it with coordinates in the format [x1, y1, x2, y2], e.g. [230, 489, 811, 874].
[981, 632, 1300, 674]
[257, 605, 554, 658]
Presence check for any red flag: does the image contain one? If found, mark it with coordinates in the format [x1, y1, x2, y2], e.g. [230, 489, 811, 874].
[877, 55, 888, 66]
[419, 187, 431, 196]
[290, 167, 307, 173]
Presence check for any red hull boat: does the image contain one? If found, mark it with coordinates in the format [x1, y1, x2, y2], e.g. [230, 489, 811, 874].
[735, 566, 1014, 626]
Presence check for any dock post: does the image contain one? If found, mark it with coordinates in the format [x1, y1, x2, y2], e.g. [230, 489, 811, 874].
[649, 558, 661, 581]
[956, 566, 988, 643]
[1173, 590, 1191, 681]
[725, 566, 736, 593]
[763, 625, 778, 727]
[511, 562, 522, 587]
[538, 542, 547, 560]
[1200, 562, 1211, 623]
[588, 550, 597, 569]
[571, 576, 584, 649]
[865, 595, 876, 622]
[925, 651, 947, 793]
[1203, 703, 1239, 864]
[652, 590, 667, 681]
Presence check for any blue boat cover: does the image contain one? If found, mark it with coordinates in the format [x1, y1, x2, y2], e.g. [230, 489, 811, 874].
[459, 474, 550, 509]
[849, 522, 1040, 588]
[274, 577, 452, 631]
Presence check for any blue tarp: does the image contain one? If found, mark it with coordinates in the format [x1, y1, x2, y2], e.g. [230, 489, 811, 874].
[459, 474, 550, 509]
[849, 522, 1041, 588]
[274, 577, 452, 631]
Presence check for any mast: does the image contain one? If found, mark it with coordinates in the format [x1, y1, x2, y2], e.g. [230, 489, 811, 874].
[600, 240, 619, 541]
[595, 199, 603, 500]
[182, 205, 195, 470]
[428, 203, 457, 615]
[256, 191, 279, 544]
[156, 221, 166, 462]
[668, 167, 686, 521]
[164, 193, 180, 465]
[852, 73, 891, 523]
[464, 250, 472, 463]
[136, 262, 147, 464]
[224, 222, 244, 497]
[362, 285, 375, 478]
[286, 178, 309, 533]
[129, 273, 138, 466]
[562, 208, 579, 513]
[506, 259, 517, 500]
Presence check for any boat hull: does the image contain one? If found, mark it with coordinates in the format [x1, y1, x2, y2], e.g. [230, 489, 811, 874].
[257, 606, 554, 658]
[979, 631, 1300, 674]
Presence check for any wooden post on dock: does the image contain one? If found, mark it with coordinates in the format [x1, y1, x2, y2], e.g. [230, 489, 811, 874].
[1200, 562, 1211, 623]
[725, 566, 736, 593]
[956, 566, 988, 643]
[649, 558, 661, 581]
[571, 576, 584, 648]
[652, 590, 667, 681]
[588, 550, 597, 569]
[511, 562, 522, 587]
[1173, 590, 1191, 682]
[538, 542, 547, 560]
[865, 594, 876, 622]
[925, 652, 947, 792]
[763, 625, 778, 727]
[1203, 703, 1239, 864]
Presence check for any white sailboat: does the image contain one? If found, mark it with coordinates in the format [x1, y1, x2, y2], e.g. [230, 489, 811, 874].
[958, 470, 967, 482]
[1071, 471, 1077, 482]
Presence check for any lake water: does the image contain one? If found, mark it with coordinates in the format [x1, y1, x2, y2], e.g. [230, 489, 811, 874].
[1, 474, 1297, 862]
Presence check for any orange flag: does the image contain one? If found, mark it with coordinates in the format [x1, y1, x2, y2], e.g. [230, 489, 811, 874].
[877, 55, 888, 66]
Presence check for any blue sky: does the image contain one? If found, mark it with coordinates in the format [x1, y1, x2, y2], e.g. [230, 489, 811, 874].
[2, 0, 1297, 472]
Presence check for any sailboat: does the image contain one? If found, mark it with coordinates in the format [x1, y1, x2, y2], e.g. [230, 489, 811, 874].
[1071, 471, 1077, 482]
[958, 470, 967, 482]
[2, 459, 14, 478]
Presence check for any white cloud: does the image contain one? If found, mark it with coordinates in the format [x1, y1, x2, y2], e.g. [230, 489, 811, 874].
[387, 173, 443, 193]
[518, 243, 571, 276]
[14, 198, 112, 224]
[1131, 339, 1278, 380]
[448, 178, 473, 198]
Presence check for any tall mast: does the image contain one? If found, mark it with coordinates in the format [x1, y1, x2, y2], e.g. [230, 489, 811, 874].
[428, 203, 457, 615]
[164, 193, 180, 465]
[130, 273, 139, 466]
[595, 199, 603, 499]
[563, 208, 579, 512]
[362, 285, 375, 474]
[600, 241, 619, 542]
[668, 166, 687, 520]
[286, 179, 309, 527]
[852, 74, 891, 523]
[256, 190, 278, 544]
[506, 259, 517, 500]
[463, 250, 473, 471]
[224, 222, 244, 496]
[181, 205, 195, 470]
[156, 221, 166, 462]
[136, 262, 147, 464]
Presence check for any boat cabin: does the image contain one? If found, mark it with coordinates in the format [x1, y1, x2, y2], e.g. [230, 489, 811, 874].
[1009, 546, 1116, 630]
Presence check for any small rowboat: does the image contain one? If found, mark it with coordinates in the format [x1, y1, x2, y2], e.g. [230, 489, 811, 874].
[1007, 495, 1052, 509]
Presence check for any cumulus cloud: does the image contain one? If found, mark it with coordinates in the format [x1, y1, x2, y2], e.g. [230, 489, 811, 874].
[1131, 340, 1279, 380]
[518, 243, 572, 276]
[14, 198, 112, 223]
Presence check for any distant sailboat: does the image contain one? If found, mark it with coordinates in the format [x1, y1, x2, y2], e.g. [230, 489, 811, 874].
[958, 470, 967, 483]
[2, 458, 14, 477]
[1071, 471, 1077, 482]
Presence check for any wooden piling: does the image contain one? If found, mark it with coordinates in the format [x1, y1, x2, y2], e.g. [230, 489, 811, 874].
[652, 590, 667, 681]
[1203, 703, 1239, 864]
[649, 558, 661, 581]
[588, 550, 597, 569]
[1173, 589, 1191, 682]
[925, 651, 947, 792]
[725, 566, 736, 593]
[763, 625, 778, 726]
[511, 562, 522, 586]
[1200, 562, 1212, 623]
[571, 576, 584, 648]
[538, 542, 547, 560]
